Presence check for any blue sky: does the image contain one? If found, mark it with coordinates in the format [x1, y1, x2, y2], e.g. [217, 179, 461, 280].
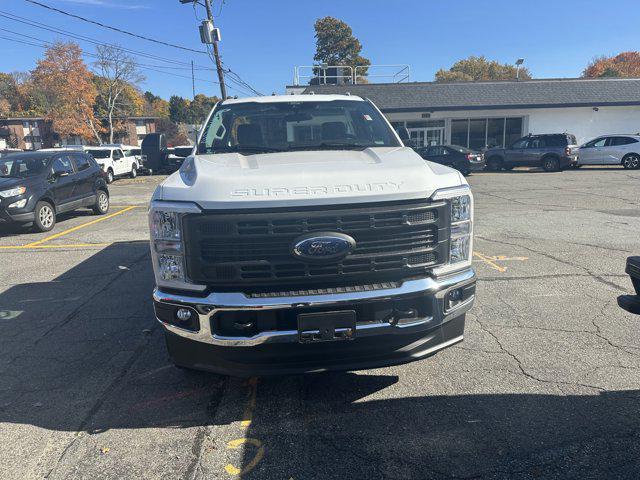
[2, 0, 640, 100]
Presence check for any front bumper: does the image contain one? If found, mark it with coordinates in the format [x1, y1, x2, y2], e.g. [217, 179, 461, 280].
[153, 268, 476, 376]
[0, 196, 36, 225]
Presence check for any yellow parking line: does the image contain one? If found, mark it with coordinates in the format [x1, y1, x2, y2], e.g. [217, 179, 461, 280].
[473, 251, 507, 273]
[0, 243, 111, 250]
[25, 206, 138, 247]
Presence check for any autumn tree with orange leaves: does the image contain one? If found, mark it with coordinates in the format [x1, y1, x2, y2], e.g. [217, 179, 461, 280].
[31, 42, 103, 143]
[583, 52, 640, 78]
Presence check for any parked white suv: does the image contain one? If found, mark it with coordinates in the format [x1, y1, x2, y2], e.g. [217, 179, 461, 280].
[85, 146, 139, 183]
[149, 94, 476, 376]
[577, 135, 640, 169]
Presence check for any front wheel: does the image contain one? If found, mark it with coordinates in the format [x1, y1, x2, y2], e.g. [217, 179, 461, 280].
[130, 165, 137, 178]
[542, 156, 560, 172]
[106, 169, 114, 184]
[92, 190, 109, 215]
[33, 201, 56, 232]
[622, 154, 640, 169]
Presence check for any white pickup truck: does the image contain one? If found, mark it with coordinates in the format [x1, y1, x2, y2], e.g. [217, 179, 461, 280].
[85, 146, 139, 183]
[149, 94, 476, 376]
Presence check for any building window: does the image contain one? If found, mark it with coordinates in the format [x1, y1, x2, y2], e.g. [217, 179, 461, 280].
[451, 119, 468, 147]
[505, 118, 523, 147]
[469, 119, 487, 150]
[450, 117, 524, 149]
[487, 118, 505, 149]
[135, 120, 146, 127]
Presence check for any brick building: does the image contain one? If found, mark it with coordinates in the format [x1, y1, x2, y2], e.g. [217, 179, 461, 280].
[0, 116, 158, 150]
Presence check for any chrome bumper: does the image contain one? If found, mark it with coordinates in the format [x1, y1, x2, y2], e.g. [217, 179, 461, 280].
[153, 268, 476, 347]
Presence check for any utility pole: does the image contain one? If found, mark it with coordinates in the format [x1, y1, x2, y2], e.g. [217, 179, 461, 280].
[191, 60, 196, 99]
[203, 0, 227, 99]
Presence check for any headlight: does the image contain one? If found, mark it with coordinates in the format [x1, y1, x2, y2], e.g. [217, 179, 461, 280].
[0, 186, 26, 198]
[149, 201, 204, 292]
[431, 186, 474, 275]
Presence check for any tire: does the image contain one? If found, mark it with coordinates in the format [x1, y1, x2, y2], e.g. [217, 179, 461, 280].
[486, 156, 504, 171]
[106, 168, 114, 184]
[33, 201, 56, 232]
[92, 190, 109, 215]
[130, 165, 137, 178]
[542, 156, 560, 172]
[622, 154, 640, 169]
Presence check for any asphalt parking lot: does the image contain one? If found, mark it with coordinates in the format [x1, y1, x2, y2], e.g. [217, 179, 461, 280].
[1, 167, 639, 480]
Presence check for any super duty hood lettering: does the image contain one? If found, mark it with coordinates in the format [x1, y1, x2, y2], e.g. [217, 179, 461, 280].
[231, 182, 403, 197]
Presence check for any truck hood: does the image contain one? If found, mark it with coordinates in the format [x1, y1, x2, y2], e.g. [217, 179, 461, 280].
[153, 147, 466, 210]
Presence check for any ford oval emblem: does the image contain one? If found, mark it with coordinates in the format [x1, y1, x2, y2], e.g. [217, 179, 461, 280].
[291, 232, 356, 262]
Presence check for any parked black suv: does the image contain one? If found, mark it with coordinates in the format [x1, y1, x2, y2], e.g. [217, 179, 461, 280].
[0, 151, 109, 232]
[484, 133, 578, 172]
[414, 145, 485, 175]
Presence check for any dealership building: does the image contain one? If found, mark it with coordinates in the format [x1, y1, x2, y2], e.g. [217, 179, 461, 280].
[287, 77, 640, 149]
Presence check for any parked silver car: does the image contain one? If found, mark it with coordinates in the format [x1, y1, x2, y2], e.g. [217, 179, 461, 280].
[577, 135, 640, 169]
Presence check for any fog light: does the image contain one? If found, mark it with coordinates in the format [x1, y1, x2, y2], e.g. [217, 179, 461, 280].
[448, 288, 463, 302]
[176, 308, 193, 322]
[8, 198, 27, 209]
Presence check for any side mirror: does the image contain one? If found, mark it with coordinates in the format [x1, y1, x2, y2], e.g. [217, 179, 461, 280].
[396, 127, 411, 143]
[52, 171, 69, 179]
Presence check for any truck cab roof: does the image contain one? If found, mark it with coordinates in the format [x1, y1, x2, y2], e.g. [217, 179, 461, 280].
[220, 94, 365, 105]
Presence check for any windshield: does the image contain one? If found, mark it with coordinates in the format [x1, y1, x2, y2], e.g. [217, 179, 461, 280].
[0, 156, 49, 178]
[198, 99, 400, 155]
[87, 149, 112, 159]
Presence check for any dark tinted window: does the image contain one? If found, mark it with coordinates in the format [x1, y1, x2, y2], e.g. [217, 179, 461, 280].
[541, 135, 567, 147]
[609, 136, 638, 146]
[511, 138, 529, 149]
[0, 155, 50, 177]
[73, 154, 91, 172]
[529, 138, 546, 148]
[87, 149, 112, 159]
[52, 156, 75, 175]
[584, 137, 607, 148]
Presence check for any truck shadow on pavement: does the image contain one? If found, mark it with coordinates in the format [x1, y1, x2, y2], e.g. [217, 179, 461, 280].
[238, 374, 640, 479]
[0, 241, 639, 478]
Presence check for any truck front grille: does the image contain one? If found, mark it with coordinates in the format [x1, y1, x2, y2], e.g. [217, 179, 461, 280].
[183, 200, 449, 291]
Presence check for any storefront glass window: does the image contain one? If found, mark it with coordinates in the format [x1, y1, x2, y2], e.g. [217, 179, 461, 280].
[469, 119, 487, 150]
[505, 118, 523, 147]
[487, 118, 505, 148]
[451, 119, 468, 147]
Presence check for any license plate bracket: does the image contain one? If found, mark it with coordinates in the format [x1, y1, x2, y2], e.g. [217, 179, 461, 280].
[298, 310, 356, 343]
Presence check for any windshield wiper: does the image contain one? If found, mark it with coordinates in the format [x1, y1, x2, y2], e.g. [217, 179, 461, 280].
[212, 145, 288, 155]
[290, 142, 373, 151]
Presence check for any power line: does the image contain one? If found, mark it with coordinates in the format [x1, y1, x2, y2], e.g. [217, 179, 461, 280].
[0, 11, 213, 70]
[6, 3, 260, 98]
[0, 31, 222, 87]
[23, 0, 207, 55]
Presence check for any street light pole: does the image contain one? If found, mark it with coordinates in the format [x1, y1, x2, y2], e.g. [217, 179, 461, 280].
[515, 58, 525, 81]
[202, 0, 227, 99]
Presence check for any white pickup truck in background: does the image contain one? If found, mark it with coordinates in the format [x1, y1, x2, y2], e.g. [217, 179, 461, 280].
[85, 145, 139, 183]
